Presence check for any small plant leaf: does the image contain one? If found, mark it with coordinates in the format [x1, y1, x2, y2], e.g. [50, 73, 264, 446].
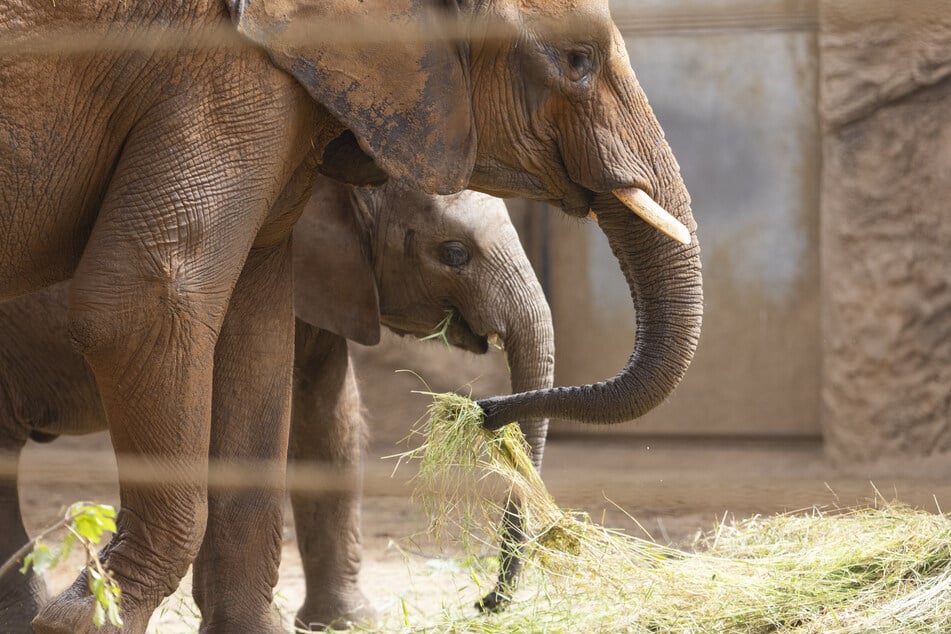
[12, 502, 121, 629]
[107, 597, 123, 627]
[61, 531, 76, 561]
[93, 600, 106, 627]
[21, 543, 59, 575]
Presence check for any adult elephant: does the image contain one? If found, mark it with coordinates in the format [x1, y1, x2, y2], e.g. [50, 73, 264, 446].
[1, 0, 702, 631]
[0, 178, 554, 631]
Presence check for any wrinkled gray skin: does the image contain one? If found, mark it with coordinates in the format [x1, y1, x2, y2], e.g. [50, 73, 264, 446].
[0, 178, 553, 631]
[2, 0, 701, 630]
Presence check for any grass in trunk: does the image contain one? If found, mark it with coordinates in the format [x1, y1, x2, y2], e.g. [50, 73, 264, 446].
[369, 392, 951, 633]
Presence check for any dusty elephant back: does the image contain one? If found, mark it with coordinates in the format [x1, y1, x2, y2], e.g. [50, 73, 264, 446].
[0, 0, 319, 298]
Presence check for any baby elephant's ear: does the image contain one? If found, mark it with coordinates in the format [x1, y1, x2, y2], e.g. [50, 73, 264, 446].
[231, 0, 475, 195]
[293, 178, 381, 346]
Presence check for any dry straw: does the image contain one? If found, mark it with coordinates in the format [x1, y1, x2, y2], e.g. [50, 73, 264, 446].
[370, 392, 951, 633]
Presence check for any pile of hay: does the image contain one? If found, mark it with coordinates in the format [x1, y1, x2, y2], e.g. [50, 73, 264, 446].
[380, 392, 951, 633]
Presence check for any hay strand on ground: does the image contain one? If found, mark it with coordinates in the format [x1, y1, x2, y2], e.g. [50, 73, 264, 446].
[375, 392, 951, 634]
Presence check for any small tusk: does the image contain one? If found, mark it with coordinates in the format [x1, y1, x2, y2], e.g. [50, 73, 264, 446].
[587, 210, 599, 223]
[486, 333, 500, 346]
[612, 188, 691, 245]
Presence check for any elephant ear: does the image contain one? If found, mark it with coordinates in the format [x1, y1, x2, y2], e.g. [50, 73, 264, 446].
[293, 178, 381, 346]
[229, 0, 475, 195]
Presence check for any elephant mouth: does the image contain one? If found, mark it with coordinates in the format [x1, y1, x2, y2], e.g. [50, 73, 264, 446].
[557, 184, 691, 245]
[551, 182, 595, 218]
[384, 308, 489, 354]
[442, 308, 491, 354]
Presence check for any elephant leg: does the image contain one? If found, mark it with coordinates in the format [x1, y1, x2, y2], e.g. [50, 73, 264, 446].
[33, 278, 220, 632]
[477, 499, 525, 612]
[191, 240, 295, 633]
[0, 440, 50, 632]
[289, 322, 375, 631]
[32, 141, 273, 634]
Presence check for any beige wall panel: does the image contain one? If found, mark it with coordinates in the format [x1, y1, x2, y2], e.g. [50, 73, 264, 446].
[541, 11, 822, 436]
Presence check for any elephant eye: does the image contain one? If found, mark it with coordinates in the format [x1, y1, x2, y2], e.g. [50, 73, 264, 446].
[567, 50, 593, 80]
[438, 241, 470, 268]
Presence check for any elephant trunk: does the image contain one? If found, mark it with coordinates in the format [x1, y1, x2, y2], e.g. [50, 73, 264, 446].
[476, 229, 555, 612]
[479, 189, 702, 429]
[500, 273, 554, 472]
[480, 228, 555, 468]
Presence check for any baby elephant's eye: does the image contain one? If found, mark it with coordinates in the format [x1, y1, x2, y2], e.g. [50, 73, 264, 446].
[438, 241, 470, 268]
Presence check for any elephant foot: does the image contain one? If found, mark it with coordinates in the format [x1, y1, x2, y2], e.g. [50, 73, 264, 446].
[33, 597, 121, 634]
[475, 588, 511, 614]
[296, 590, 378, 631]
[0, 571, 50, 633]
[198, 613, 285, 634]
[32, 577, 148, 634]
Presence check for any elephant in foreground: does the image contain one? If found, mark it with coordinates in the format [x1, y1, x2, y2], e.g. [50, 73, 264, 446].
[0, 177, 554, 631]
[1, 0, 702, 630]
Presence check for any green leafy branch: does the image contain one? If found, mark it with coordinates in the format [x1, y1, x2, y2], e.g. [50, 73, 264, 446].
[0, 502, 123, 628]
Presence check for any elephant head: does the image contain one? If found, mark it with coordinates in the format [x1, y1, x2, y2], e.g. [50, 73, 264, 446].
[293, 177, 554, 609]
[292, 176, 554, 472]
[231, 0, 703, 428]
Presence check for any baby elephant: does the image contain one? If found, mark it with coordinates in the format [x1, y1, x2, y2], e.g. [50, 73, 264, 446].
[0, 177, 554, 631]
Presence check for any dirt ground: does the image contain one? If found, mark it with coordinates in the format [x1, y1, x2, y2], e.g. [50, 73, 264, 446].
[12, 311, 951, 632]
[17, 427, 951, 632]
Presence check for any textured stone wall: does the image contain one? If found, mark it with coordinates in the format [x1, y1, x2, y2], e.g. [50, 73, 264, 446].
[820, 1, 951, 460]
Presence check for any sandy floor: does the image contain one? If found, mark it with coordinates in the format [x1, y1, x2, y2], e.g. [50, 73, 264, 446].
[17, 432, 951, 632]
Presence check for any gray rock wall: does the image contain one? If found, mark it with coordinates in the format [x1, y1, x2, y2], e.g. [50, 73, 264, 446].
[820, 0, 951, 460]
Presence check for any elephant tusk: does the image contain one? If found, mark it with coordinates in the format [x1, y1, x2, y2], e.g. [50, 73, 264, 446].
[587, 210, 599, 223]
[486, 332, 500, 346]
[612, 187, 691, 245]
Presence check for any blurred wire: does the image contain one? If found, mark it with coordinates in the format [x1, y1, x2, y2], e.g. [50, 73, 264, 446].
[6, 451, 399, 495]
[614, 7, 817, 36]
[0, 5, 818, 58]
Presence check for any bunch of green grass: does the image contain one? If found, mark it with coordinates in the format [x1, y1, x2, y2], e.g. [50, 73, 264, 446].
[404, 392, 674, 577]
[385, 392, 951, 633]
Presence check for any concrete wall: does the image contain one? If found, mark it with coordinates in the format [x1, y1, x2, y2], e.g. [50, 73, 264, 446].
[819, 1, 951, 460]
[532, 0, 823, 437]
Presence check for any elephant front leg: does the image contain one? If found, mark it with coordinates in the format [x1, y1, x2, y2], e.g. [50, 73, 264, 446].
[289, 322, 375, 631]
[0, 442, 51, 632]
[190, 241, 295, 633]
[33, 261, 226, 633]
[477, 498, 526, 612]
[29, 125, 281, 631]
